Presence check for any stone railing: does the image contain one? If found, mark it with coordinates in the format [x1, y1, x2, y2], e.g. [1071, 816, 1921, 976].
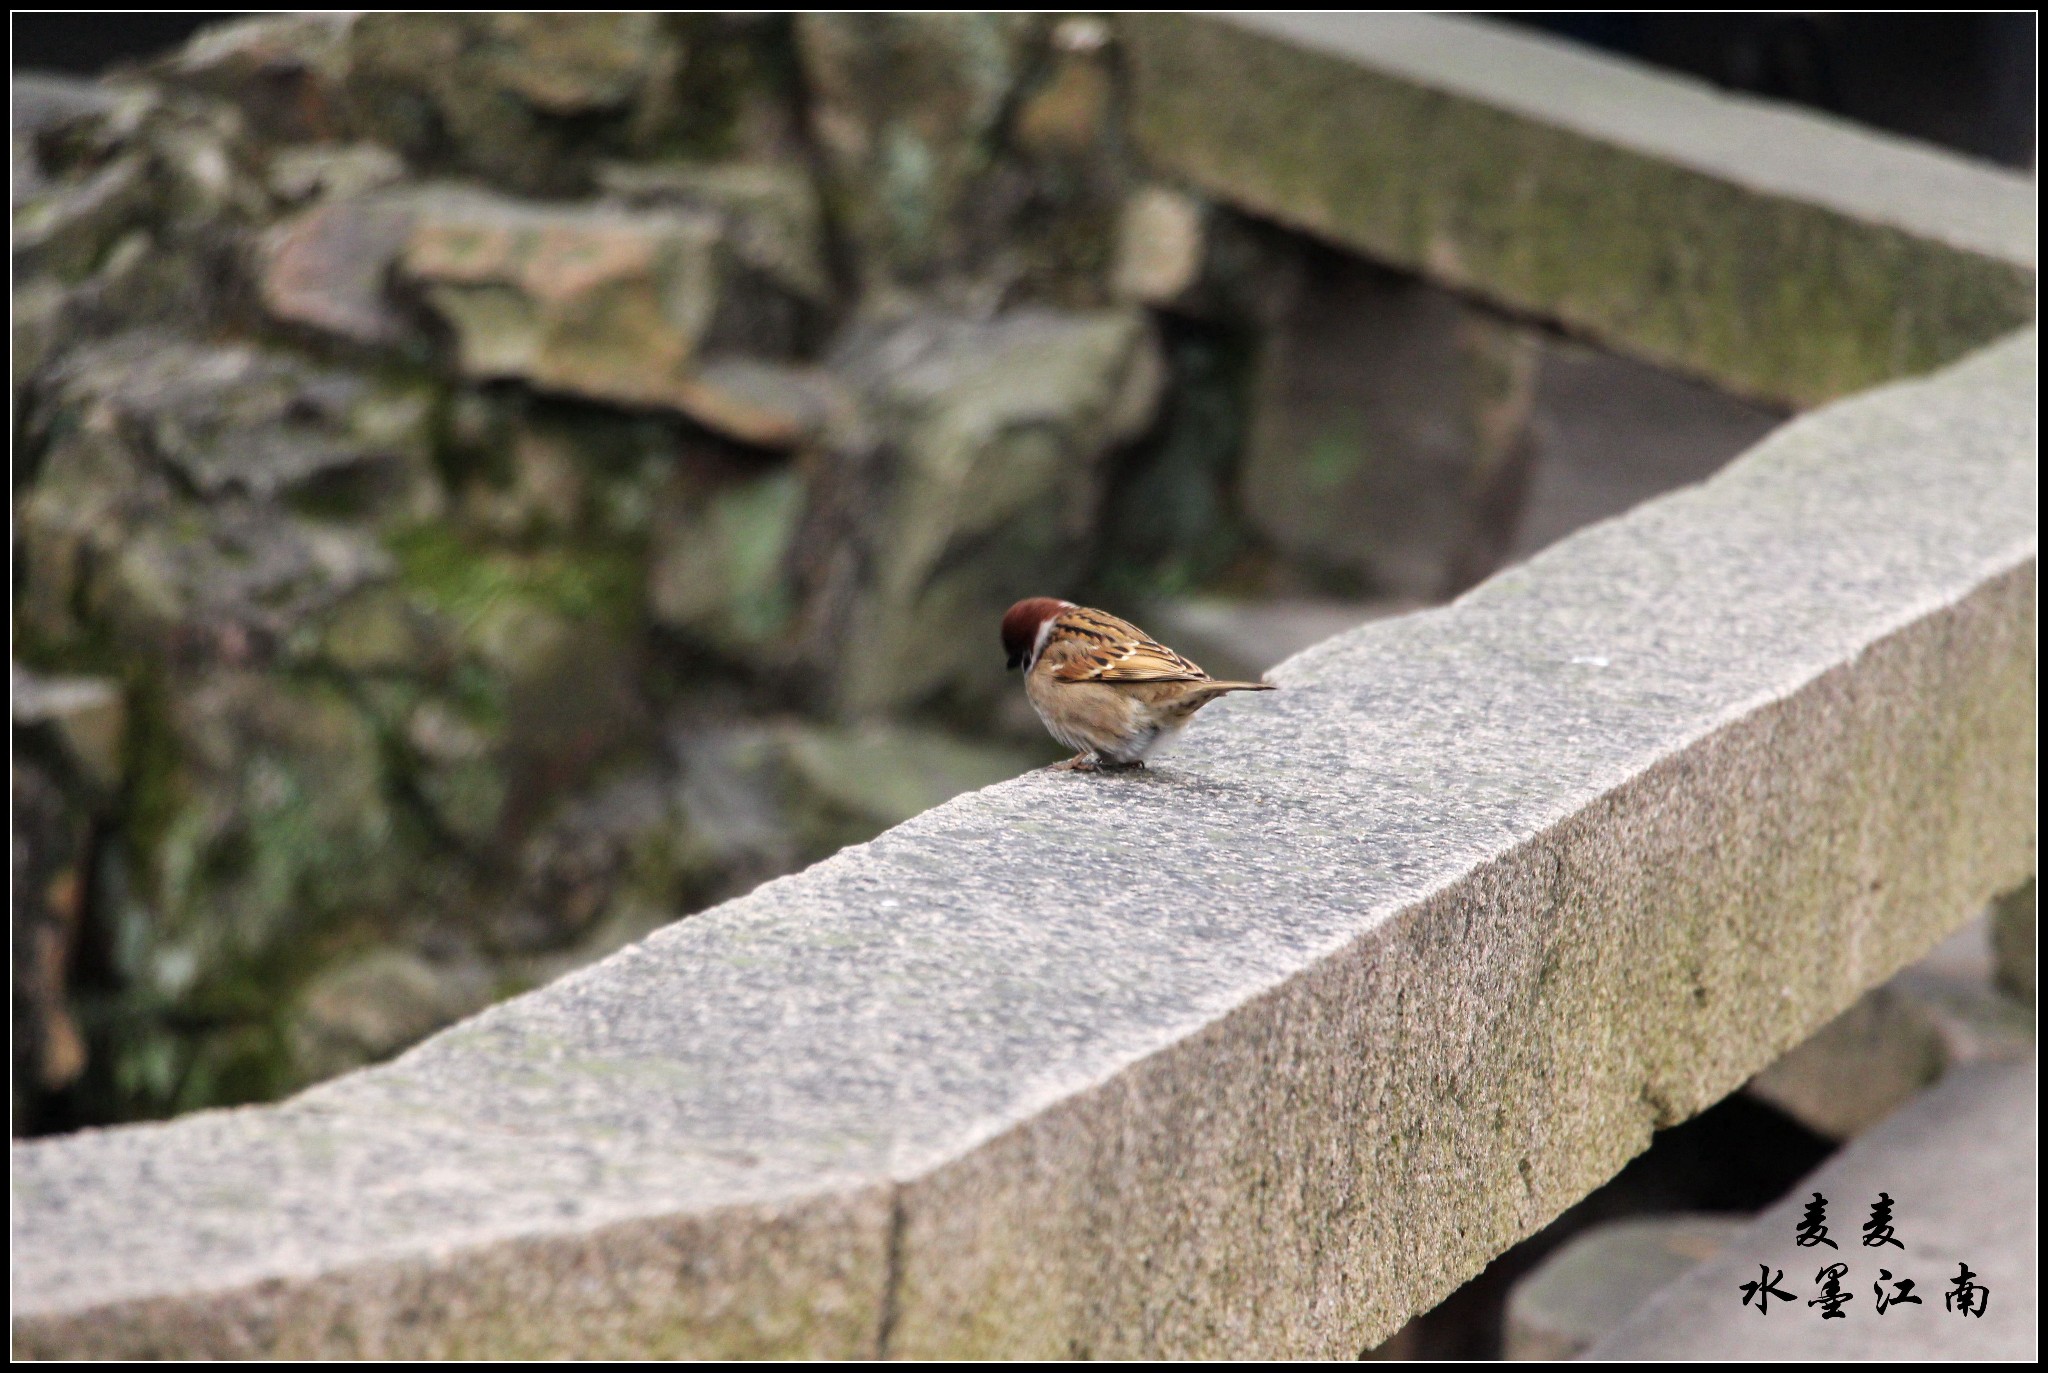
[1122, 13, 2035, 409]
[12, 14, 2036, 1359]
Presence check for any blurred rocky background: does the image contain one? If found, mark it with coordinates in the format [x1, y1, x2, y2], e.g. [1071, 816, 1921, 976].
[6, 11, 2023, 1152]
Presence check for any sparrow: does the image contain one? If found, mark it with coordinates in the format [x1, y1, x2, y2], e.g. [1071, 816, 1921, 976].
[1001, 597, 1275, 771]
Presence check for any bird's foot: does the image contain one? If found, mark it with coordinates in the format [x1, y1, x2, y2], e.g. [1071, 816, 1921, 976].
[1052, 755, 1149, 773]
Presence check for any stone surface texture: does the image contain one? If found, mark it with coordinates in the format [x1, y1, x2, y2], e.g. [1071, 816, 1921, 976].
[1122, 13, 2036, 408]
[12, 327, 2034, 1356]
[1587, 1059, 2036, 1360]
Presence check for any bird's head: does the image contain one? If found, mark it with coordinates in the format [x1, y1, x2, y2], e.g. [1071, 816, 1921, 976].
[1001, 597, 1071, 671]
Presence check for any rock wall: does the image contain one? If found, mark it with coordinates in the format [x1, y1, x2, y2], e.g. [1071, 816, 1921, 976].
[11, 15, 1125, 1129]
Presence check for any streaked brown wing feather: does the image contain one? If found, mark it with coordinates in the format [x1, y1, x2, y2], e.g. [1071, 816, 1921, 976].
[1047, 607, 1209, 683]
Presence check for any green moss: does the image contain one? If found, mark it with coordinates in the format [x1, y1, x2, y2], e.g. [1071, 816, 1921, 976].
[715, 472, 802, 645]
[386, 524, 641, 634]
[113, 666, 184, 876]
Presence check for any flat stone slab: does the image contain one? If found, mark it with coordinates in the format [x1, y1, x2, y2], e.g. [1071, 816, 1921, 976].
[11, 332, 2036, 1357]
[1587, 1059, 2037, 1360]
[1505, 1214, 1746, 1360]
[1122, 13, 2035, 407]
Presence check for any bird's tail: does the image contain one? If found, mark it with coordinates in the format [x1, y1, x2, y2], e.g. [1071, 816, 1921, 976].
[1197, 680, 1276, 695]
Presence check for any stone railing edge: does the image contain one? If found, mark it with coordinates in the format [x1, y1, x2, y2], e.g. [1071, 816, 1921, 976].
[1120, 12, 2037, 409]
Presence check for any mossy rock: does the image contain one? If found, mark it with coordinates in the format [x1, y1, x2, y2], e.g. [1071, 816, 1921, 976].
[343, 14, 683, 196]
[18, 333, 439, 658]
[815, 306, 1165, 715]
[379, 526, 651, 850]
[796, 13, 1044, 290]
[648, 464, 805, 663]
[341, 14, 797, 196]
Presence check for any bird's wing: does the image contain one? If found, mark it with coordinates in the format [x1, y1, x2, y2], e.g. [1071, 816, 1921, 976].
[1047, 607, 1209, 683]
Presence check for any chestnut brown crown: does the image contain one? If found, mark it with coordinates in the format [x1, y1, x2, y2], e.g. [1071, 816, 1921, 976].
[1001, 597, 1070, 670]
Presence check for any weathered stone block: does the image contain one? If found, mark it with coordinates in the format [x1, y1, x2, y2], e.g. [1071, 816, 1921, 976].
[264, 142, 406, 209]
[257, 193, 420, 348]
[1504, 1214, 1744, 1360]
[400, 192, 723, 393]
[264, 187, 822, 443]
[1242, 251, 1540, 598]
[597, 158, 834, 309]
[1122, 13, 2036, 408]
[669, 359, 855, 451]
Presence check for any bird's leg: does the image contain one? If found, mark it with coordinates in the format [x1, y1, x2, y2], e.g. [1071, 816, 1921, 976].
[1050, 753, 1099, 772]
